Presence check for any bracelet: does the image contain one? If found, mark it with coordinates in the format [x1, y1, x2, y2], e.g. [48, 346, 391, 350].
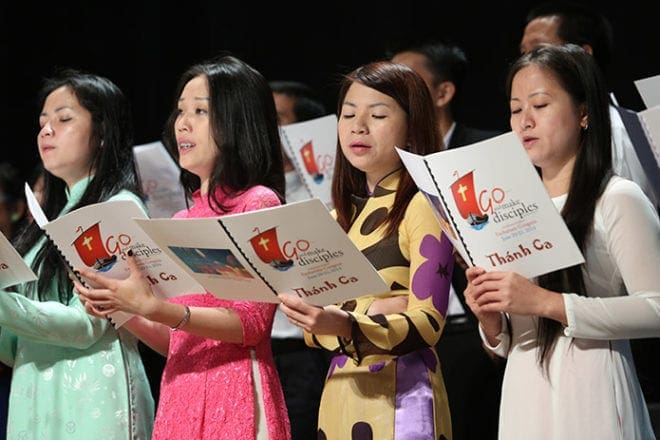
[170, 305, 190, 331]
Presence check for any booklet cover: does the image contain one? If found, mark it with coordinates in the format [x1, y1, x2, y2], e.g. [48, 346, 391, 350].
[397, 131, 585, 279]
[279, 114, 337, 209]
[134, 198, 388, 306]
[31, 193, 387, 324]
[634, 74, 660, 109]
[35, 199, 205, 327]
[614, 105, 660, 204]
[133, 141, 188, 218]
[0, 231, 37, 289]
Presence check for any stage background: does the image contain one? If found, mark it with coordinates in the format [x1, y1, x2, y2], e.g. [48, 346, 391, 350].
[2, 1, 659, 178]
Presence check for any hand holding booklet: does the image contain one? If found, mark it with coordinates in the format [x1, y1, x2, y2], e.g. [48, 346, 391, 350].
[25, 188, 204, 327]
[26, 190, 387, 326]
[134, 198, 387, 305]
[397, 131, 585, 279]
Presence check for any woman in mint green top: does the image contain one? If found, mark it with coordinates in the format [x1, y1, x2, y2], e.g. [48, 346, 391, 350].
[0, 69, 154, 439]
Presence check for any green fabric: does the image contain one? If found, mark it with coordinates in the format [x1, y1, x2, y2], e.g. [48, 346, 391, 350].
[0, 179, 154, 439]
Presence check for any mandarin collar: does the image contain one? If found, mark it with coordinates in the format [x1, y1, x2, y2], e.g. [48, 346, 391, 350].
[352, 168, 402, 208]
[64, 175, 93, 204]
[368, 168, 402, 197]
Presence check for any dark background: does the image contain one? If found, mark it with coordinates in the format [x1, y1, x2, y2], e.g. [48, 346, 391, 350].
[2, 1, 659, 180]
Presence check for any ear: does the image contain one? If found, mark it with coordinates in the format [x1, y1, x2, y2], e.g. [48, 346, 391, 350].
[581, 44, 594, 56]
[579, 105, 589, 129]
[433, 81, 456, 108]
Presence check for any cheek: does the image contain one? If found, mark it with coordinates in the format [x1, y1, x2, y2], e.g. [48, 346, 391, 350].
[337, 127, 351, 153]
[373, 126, 403, 153]
[551, 115, 580, 142]
[386, 147, 402, 167]
[67, 127, 95, 160]
[389, 122, 408, 147]
[509, 115, 519, 132]
[337, 121, 349, 140]
[202, 146, 219, 172]
[81, 142, 97, 167]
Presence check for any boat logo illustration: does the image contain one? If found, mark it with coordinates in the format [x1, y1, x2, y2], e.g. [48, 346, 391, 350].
[71, 222, 118, 272]
[299, 141, 324, 184]
[249, 227, 294, 271]
[450, 170, 489, 230]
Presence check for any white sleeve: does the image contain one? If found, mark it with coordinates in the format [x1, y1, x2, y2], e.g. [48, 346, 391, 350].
[479, 313, 511, 358]
[564, 180, 660, 339]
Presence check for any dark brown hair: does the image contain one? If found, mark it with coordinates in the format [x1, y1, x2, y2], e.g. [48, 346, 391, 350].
[331, 61, 441, 236]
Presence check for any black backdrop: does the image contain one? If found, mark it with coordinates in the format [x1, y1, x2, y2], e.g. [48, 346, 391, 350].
[3, 1, 659, 180]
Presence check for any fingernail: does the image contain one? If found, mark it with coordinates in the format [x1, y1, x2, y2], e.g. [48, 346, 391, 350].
[127, 249, 133, 257]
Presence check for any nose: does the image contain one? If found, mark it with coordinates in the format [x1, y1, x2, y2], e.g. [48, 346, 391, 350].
[175, 113, 191, 132]
[351, 115, 368, 134]
[519, 109, 534, 131]
[39, 121, 53, 137]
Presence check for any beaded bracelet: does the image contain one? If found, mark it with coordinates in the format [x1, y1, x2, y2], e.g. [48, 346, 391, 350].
[171, 305, 190, 331]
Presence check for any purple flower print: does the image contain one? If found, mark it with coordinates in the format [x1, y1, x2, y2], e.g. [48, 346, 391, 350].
[411, 233, 454, 315]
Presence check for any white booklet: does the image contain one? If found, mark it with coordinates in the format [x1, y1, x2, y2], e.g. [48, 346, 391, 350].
[25, 193, 205, 327]
[27, 193, 387, 326]
[133, 141, 188, 218]
[279, 114, 337, 209]
[133, 198, 387, 305]
[0, 231, 37, 289]
[634, 74, 660, 109]
[614, 105, 660, 203]
[397, 131, 585, 279]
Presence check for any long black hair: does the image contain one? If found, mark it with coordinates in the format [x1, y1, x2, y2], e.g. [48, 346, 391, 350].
[162, 55, 285, 213]
[506, 44, 612, 368]
[14, 68, 140, 303]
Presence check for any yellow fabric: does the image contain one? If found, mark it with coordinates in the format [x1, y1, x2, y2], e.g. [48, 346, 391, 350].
[305, 171, 452, 439]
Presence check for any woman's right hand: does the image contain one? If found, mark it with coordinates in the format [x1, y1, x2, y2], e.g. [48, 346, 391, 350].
[278, 294, 352, 338]
[72, 252, 160, 318]
[463, 266, 502, 341]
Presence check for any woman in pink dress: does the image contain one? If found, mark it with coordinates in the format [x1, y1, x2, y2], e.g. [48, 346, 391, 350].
[74, 55, 290, 439]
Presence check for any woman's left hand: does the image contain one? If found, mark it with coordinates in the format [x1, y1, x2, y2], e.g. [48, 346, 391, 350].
[469, 270, 555, 317]
[367, 295, 408, 315]
[278, 294, 352, 338]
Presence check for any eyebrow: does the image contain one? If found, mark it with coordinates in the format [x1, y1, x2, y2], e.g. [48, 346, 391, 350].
[178, 96, 210, 102]
[510, 91, 551, 101]
[342, 101, 391, 109]
[39, 105, 74, 117]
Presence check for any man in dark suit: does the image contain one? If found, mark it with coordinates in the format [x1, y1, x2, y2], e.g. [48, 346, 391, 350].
[390, 39, 505, 440]
[389, 39, 501, 151]
[447, 123, 501, 150]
